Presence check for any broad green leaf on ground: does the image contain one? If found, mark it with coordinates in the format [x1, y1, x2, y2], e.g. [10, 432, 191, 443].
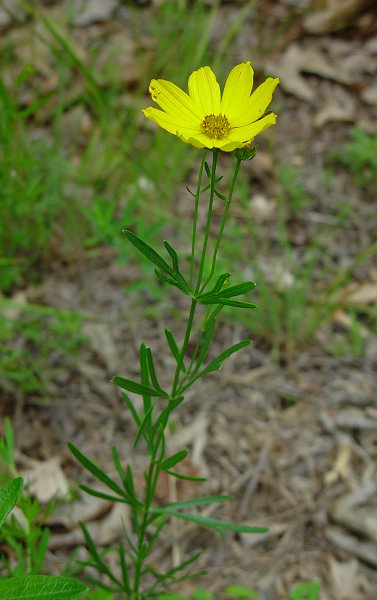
[0, 477, 23, 528]
[290, 582, 320, 600]
[0, 575, 88, 600]
[225, 585, 261, 599]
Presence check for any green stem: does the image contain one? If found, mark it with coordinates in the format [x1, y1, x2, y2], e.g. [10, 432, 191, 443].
[171, 298, 197, 398]
[200, 157, 241, 293]
[194, 149, 219, 295]
[190, 150, 208, 290]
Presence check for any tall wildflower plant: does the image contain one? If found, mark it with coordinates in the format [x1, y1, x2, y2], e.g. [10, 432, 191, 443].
[69, 62, 279, 598]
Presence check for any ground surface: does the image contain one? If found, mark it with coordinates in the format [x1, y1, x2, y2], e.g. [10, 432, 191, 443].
[1, 1, 377, 599]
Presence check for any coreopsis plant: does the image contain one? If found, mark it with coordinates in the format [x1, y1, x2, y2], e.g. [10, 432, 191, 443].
[69, 62, 279, 598]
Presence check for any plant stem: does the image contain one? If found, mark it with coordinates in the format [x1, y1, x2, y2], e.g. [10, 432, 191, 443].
[190, 150, 208, 290]
[200, 157, 241, 293]
[171, 298, 197, 397]
[195, 149, 219, 294]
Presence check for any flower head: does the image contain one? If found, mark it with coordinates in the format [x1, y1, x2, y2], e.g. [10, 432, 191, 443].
[143, 62, 279, 152]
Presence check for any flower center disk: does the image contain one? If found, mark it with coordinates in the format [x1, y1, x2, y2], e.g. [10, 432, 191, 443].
[201, 113, 231, 139]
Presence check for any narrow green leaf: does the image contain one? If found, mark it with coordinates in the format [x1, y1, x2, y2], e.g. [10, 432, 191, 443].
[80, 523, 120, 584]
[0, 575, 88, 600]
[200, 174, 223, 194]
[111, 446, 127, 490]
[160, 450, 188, 471]
[197, 273, 230, 299]
[152, 396, 184, 436]
[67, 443, 125, 498]
[123, 230, 173, 275]
[0, 478, 23, 528]
[121, 393, 140, 426]
[214, 188, 227, 202]
[186, 186, 195, 197]
[118, 545, 131, 593]
[165, 329, 186, 372]
[79, 484, 131, 505]
[113, 376, 162, 398]
[164, 495, 231, 510]
[199, 297, 257, 309]
[134, 405, 154, 448]
[195, 340, 252, 379]
[204, 161, 211, 179]
[217, 281, 256, 299]
[154, 269, 183, 291]
[151, 509, 268, 534]
[146, 347, 169, 397]
[164, 470, 207, 482]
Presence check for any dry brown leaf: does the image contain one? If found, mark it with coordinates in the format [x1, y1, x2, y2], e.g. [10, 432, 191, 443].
[329, 558, 363, 600]
[269, 44, 352, 102]
[304, 0, 376, 34]
[72, 0, 118, 27]
[341, 283, 377, 306]
[21, 457, 70, 503]
[324, 442, 353, 485]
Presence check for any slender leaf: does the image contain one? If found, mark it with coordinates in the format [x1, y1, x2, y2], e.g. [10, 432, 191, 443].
[218, 281, 256, 298]
[113, 375, 162, 398]
[67, 443, 125, 498]
[164, 470, 207, 482]
[214, 188, 227, 202]
[146, 347, 168, 397]
[151, 509, 268, 534]
[163, 495, 231, 510]
[134, 405, 154, 448]
[79, 485, 131, 505]
[199, 297, 257, 309]
[123, 230, 173, 275]
[154, 269, 184, 291]
[0, 478, 23, 528]
[160, 450, 188, 471]
[80, 523, 121, 584]
[165, 329, 186, 372]
[121, 392, 140, 426]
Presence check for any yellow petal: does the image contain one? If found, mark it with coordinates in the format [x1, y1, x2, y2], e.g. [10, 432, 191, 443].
[188, 66, 221, 116]
[228, 113, 277, 144]
[232, 78, 279, 127]
[143, 107, 200, 138]
[220, 62, 254, 122]
[149, 79, 202, 124]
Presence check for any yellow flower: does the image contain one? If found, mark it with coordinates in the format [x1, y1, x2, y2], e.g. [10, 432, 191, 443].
[143, 62, 279, 152]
